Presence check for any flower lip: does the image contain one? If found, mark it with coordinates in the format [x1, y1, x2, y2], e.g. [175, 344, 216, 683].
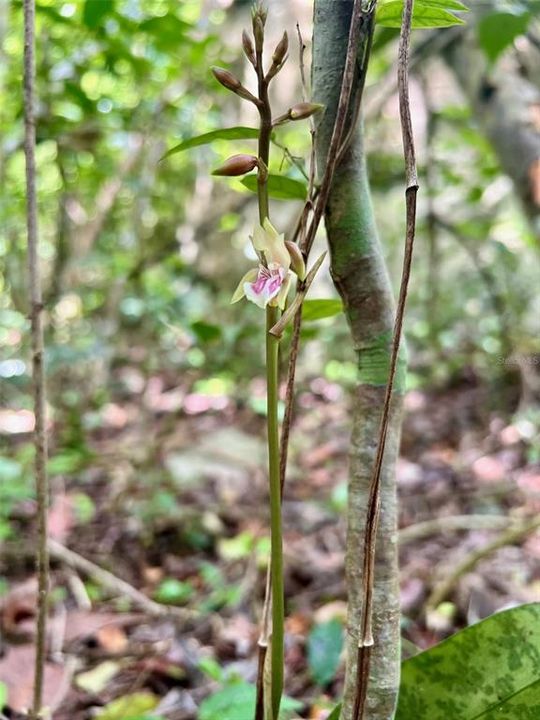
[244, 263, 287, 308]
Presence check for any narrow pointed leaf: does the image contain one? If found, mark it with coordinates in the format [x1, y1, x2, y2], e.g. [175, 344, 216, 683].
[302, 299, 343, 322]
[377, 1, 467, 28]
[161, 127, 259, 160]
[241, 174, 307, 200]
[379, 0, 468, 8]
[326, 706, 342, 720]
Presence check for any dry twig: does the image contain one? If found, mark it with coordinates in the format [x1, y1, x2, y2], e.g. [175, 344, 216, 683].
[425, 517, 540, 611]
[399, 515, 516, 544]
[23, 2, 50, 716]
[353, 0, 418, 717]
[48, 539, 195, 622]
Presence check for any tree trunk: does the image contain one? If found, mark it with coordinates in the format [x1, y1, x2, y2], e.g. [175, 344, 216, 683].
[312, 3, 404, 719]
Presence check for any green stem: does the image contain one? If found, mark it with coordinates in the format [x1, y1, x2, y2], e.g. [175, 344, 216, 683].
[266, 304, 284, 720]
[255, 35, 283, 720]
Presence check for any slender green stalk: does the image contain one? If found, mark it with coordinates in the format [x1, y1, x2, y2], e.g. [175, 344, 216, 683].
[254, 16, 284, 718]
[266, 304, 284, 720]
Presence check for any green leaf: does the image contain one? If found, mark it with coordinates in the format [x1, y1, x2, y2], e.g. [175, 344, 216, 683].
[396, 603, 540, 719]
[154, 578, 193, 605]
[307, 619, 344, 686]
[162, 127, 260, 160]
[191, 320, 222, 343]
[326, 705, 342, 720]
[138, 14, 192, 51]
[379, 0, 468, 7]
[240, 174, 307, 201]
[82, 0, 114, 29]
[199, 682, 302, 720]
[477, 11, 531, 63]
[95, 692, 158, 720]
[0, 681, 7, 708]
[376, 1, 467, 28]
[302, 299, 343, 322]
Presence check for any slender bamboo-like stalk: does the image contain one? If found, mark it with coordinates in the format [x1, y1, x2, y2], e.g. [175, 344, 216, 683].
[252, 10, 284, 719]
[265, 304, 283, 719]
[23, 1, 50, 717]
[353, 1, 417, 717]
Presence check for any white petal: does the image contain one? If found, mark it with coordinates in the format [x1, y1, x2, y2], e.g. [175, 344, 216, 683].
[244, 281, 269, 308]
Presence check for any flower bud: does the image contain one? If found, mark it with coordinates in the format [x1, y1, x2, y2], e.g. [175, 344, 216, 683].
[272, 31, 288, 66]
[212, 154, 259, 177]
[242, 29, 256, 66]
[211, 66, 259, 105]
[252, 5, 266, 53]
[251, 3, 267, 26]
[285, 241, 306, 280]
[289, 102, 324, 121]
[212, 66, 241, 92]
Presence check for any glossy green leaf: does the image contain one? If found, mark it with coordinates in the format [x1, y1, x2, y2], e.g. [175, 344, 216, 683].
[307, 619, 344, 686]
[240, 174, 307, 201]
[162, 127, 259, 160]
[396, 603, 540, 719]
[199, 682, 302, 720]
[477, 11, 531, 62]
[302, 299, 344, 322]
[82, 0, 114, 29]
[377, 1, 467, 28]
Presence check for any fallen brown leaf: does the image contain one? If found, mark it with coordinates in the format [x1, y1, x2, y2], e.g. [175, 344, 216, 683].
[0, 645, 71, 713]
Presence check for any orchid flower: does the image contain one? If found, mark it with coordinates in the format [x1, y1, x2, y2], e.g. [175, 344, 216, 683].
[231, 218, 303, 310]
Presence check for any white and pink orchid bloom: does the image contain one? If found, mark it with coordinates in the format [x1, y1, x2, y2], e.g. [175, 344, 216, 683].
[231, 219, 295, 310]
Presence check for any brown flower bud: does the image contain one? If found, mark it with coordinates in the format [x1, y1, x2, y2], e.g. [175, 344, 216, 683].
[242, 29, 256, 67]
[212, 66, 241, 92]
[212, 154, 259, 177]
[253, 12, 264, 52]
[272, 31, 288, 66]
[211, 66, 260, 105]
[289, 102, 324, 121]
[285, 241, 306, 280]
[251, 3, 267, 26]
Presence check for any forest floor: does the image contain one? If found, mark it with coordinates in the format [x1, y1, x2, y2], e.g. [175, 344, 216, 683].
[1, 369, 540, 719]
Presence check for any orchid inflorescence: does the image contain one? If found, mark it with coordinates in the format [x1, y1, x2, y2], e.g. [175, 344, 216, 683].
[208, 6, 321, 717]
[231, 218, 306, 309]
[210, 6, 321, 318]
